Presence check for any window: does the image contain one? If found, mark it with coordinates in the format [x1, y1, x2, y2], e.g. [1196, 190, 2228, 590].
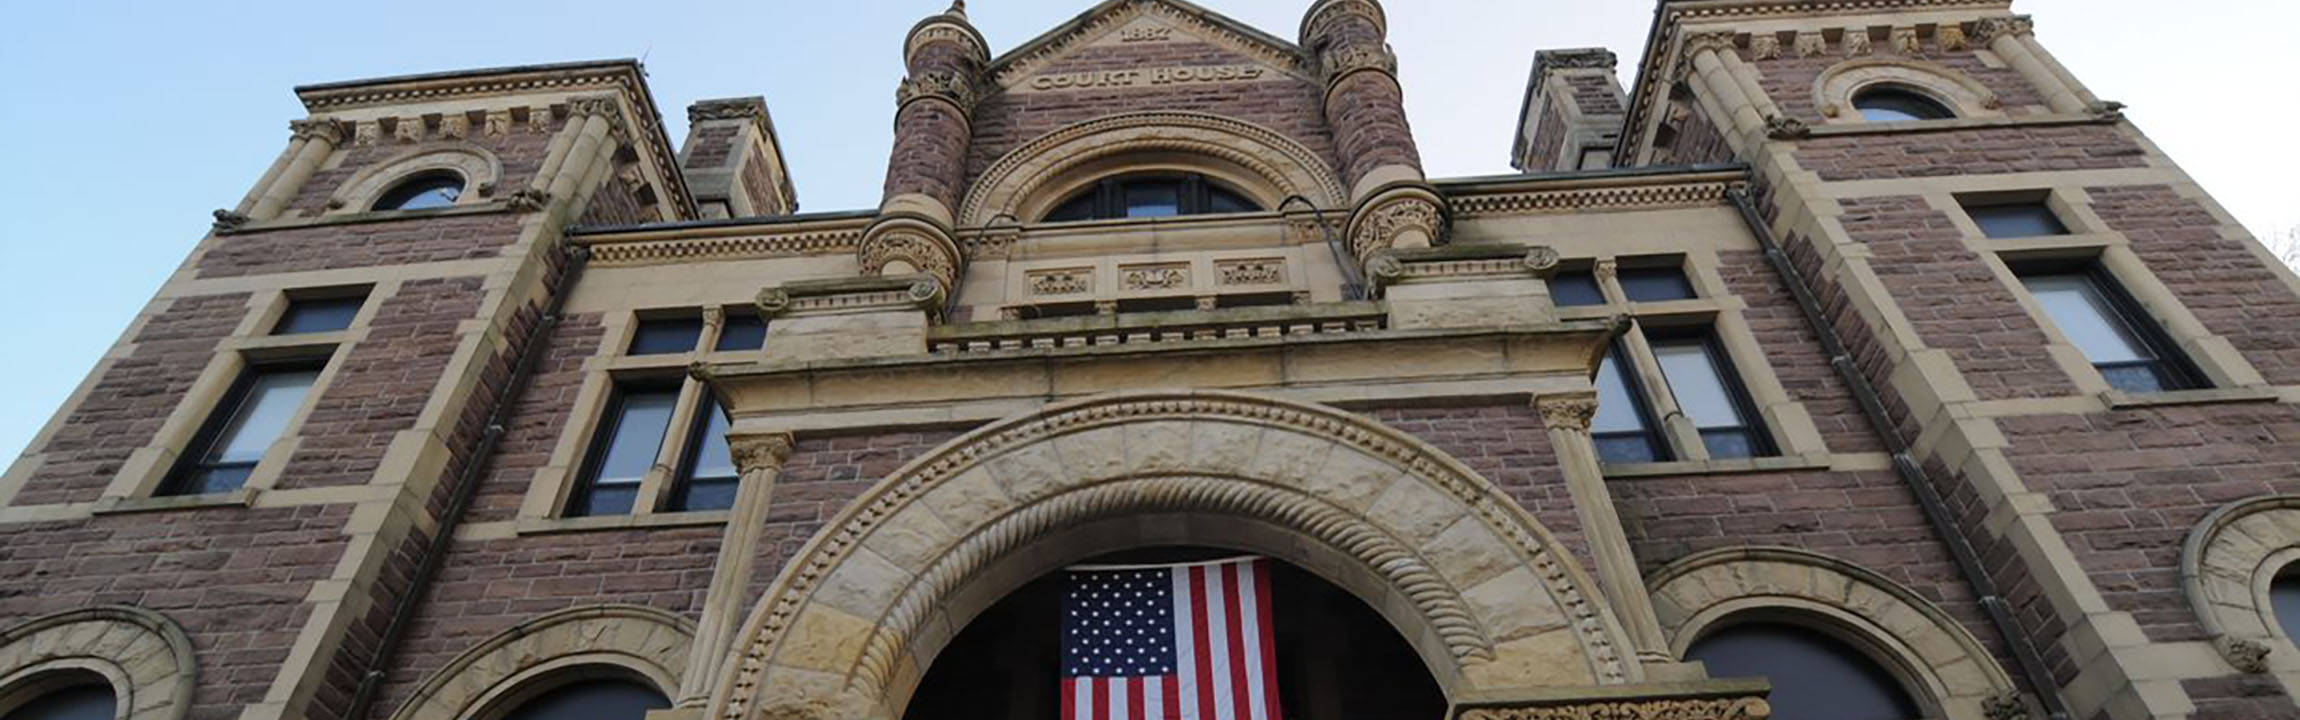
[1852, 87, 1953, 123]
[163, 362, 323, 496]
[272, 295, 365, 335]
[570, 383, 681, 516]
[628, 317, 704, 355]
[372, 172, 465, 211]
[1650, 330, 1773, 459]
[2014, 264, 2201, 393]
[1687, 622, 1922, 720]
[667, 400, 739, 512]
[500, 679, 670, 720]
[4, 682, 115, 720]
[1593, 349, 1669, 463]
[2274, 573, 2300, 642]
[1548, 270, 1607, 307]
[1042, 173, 1262, 222]
[1618, 265, 1697, 302]
[1964, 202, 2069, 239]
[715, 314, 768, 352]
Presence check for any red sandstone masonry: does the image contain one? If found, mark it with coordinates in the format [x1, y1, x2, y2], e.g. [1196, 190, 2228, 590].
[1795, 125, 2147, 182]
[742, 431, 970, 613]
[461, 313, 605, 524]
[2092, 184, 2300, 385]
[1367, 405, 1588, 569]
[288, 123, 559, 218]
[1749, 45, 2042, 126]
[13, 293, 250, 507]
[1567, 75, 1622, 116]
[1522, 101, 1569, 172]
[195, 213, 524, 279]
[277, 277, 487, 490]
[684, 125, 740, 169]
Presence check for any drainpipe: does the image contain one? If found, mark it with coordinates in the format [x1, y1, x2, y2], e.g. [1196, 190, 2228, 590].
[343, 241, 593, 720]
[1725, 185, 2072, 720]
[1281, 195, 1365, 301]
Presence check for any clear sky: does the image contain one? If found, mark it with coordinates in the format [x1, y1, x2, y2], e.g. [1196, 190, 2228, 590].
[2, 0, 2294, 460]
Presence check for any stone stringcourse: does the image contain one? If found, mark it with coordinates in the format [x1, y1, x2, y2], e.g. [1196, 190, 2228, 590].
[580, 226, 864, 266]
[716, 391, 1633, 720]
[0, 606, 197, 720]
[1446, 179, 1735, 218]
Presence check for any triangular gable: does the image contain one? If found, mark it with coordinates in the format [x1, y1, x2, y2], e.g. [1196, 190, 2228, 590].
[986, 0, 1314, 89]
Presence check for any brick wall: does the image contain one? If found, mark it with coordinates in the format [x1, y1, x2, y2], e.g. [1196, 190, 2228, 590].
[12, 293, 249, 506]
[2092, 184, 2300, 385]
[1567, 75, 1623, 116]
[741, 145, 779, 215]
[288, 121, 560, 218]
[684, 125, 739, 170]
[1522, 101, 1568, 173]
[741, 431, 969, 612]
[1749, 44, 2041, 126]
[1795, 125, 2148, 182]
[1365, 405, 1588, 568]
[1653, 99, 1734, 167]
[277, 277, 486, 489]
[461, 313, 604, 524]
[195, 213, 523, 279]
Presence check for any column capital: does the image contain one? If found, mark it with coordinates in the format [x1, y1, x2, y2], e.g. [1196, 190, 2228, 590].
[566, 95, 630, 138]
[1535, 392, 1600, 432]
[1681, 32, 1739, 59]
[728, 433, 795, 474]
[1969, 15, 2035, 45]
[896, 71, 981, 114]
[288, 117, 344, 144]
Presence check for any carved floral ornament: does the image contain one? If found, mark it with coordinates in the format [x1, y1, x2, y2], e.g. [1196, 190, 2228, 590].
[1347, 191, 1446, 262]
[896, 71, 980, 113]
[1301, 0, 1387, 43]
[708, 391, 1637, 720]
[856, 220, 963, 291]
[1457, 696, 1772, 720]
[2182, 495, 2300, 675]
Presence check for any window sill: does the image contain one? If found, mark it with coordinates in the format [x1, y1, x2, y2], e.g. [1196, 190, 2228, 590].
[1806, 111, 2113, 137]
[515, 510, 731, 536]
[1602, 453, 1832, 479]
[2102, 386, 2280, 410]
[92, 488, 259, 515]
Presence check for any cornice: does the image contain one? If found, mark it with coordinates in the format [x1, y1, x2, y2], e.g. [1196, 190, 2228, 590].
[574, 216, 869, 266]
[1438, 168, 1744, 219]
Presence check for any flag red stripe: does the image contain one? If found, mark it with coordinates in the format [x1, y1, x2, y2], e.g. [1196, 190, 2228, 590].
[1254, 560, 1282, 720]
[1164, 669, 1183, 720]
[1221, 562, 1252, 720]
[1190, 565, 1217, 720]
[1128, 675, 1146, 720]
[1063, 679, 1078, 720]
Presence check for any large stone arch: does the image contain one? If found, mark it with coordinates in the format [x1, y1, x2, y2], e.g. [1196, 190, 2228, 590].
[1649, 547, 2018, 720]
[710, 390, 1636, 720]
[957, 111, 1348, 226]
[0, 606, 196, 720]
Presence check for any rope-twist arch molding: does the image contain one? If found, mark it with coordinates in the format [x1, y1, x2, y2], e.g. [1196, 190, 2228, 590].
[1648, 547, 2017, 720]
[956, 111, 1348, 226]
[325, 142, 507, 215]
[710, 390, 1633, 720]
[1813, 58, 2005, 124]
[2183, 495, 2300, 675]
[386, 604, 694, 720]
[0, 606, 196, 720]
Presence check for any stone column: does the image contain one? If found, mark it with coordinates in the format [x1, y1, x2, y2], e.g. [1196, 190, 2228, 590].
[1678, 33, 1773, 149]
[544, 97, 626, 207]
[1536, 392, 1671, 663]
[859, 2, 985, 293]
[1973, 16, 2089, 114]
[1303, 0, 1446, 263]
[676, 432, 796, 706]
[245, 118, 343, 221]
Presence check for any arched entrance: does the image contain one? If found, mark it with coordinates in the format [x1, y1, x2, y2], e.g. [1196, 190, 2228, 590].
[709, 391, 1635, 720]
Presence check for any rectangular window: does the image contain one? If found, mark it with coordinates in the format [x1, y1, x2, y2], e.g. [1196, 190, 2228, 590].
[1548, 270, 1607, 307]
[571, 383, 681, 516]
[163, 362, 322, 495]
[715, 314, 768, 352]
[272, 296, 365, 335]
[1649, 330, 1772, 459]
[2014, 265, 2200, 393]
[1592, 349, 1669, 464]
[1618, 266, 1697, 302]
[668, 400, 740, 512]
[628, 317, 704, 355]
[1965, 202, 2069, 239]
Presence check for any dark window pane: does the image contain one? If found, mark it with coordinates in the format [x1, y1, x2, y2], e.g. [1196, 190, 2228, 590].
[1618, 267, 1696, 302]
[502, 680, 670, 720]
[1688, 622, 1922, 720]
[1549, 271, 1607, 307]
[574, 387, 679, 516]
[9, 684, 116, 720]
[1651, 334, 1773, 458]
[1593, 351, 1668, 464]
[2017, 270, 2195, 393]
[168, 366, 320, 496]
[1967, 203, 2068, 238]
[273, 296, 364, 334]
[2272, 574, 2300, 642]
[1045, 193, 1096, 222]
[1853, 88, 1953, 123]
[671, 402, 740, 512]
[716, 315, 767, 352]
[1124, 179, 1183, 218]
[1700, 428, 1760, 460]
[373, 173, 464, 211]
[1205, 186, 1256, 214]
[628, 318, 703, 355]
[1595, 433, 1664, 464]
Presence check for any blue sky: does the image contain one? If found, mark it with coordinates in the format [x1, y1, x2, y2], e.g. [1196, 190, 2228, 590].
[2, 0, 2294, 460]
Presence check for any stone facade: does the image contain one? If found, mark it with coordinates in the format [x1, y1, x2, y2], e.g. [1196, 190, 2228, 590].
[4, 2, 2295, 720]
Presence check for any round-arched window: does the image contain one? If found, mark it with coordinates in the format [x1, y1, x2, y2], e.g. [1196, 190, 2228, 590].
[1042, 173, 1261, 222]
[4, 681, 116, 720]
[373, 172, 466, 211]
[2271, 572, 2300, 642]
[1686, 621, 1922, 720]
[499, 678, 670, 720]
[1852, 87, 1954, 123]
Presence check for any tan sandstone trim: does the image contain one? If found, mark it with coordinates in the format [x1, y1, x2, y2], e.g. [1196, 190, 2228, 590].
[0, 606, 198, 720]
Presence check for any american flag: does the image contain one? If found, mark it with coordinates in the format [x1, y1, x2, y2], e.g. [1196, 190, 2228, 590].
[1061, 557, 1283, 720]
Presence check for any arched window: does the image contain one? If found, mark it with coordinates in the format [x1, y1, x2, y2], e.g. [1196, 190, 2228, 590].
[373, 172, 465, 211]
[1042, 173, 1261, 222]
[2272, 572, 2300, 643]
[498, 678, 670, 720]
[1686, 621, 1922, 720]
[1852, 87, 1954, 123]
[2, 676, 116, 720]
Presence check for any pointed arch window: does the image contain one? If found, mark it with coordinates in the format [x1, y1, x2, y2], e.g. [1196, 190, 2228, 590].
[1042, 173, 1261, 222]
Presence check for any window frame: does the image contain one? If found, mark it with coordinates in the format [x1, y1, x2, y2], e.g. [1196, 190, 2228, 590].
[370, 171, 469, 212]
[1041, 172, 1264, 223]
[1849, 85, 1956, 124]
[2009, 258, 2206, 394]
[665, 397, 741, 513]
[565, 379, 685, 517]
[1591, 343, 1674, 464]
[157, 354, 330, 498]
[1644, 326, 1779, 460]
[1684, 612, 1933, 720]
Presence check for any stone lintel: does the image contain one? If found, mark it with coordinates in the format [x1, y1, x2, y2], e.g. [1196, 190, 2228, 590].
[1450, 678, 1774, 719]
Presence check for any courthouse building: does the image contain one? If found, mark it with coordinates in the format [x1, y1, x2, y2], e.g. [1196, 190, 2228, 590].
[8, 0, 2300, 718]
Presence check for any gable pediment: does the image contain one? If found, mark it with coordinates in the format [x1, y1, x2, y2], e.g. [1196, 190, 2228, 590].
[988, 0, 1314, 90]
